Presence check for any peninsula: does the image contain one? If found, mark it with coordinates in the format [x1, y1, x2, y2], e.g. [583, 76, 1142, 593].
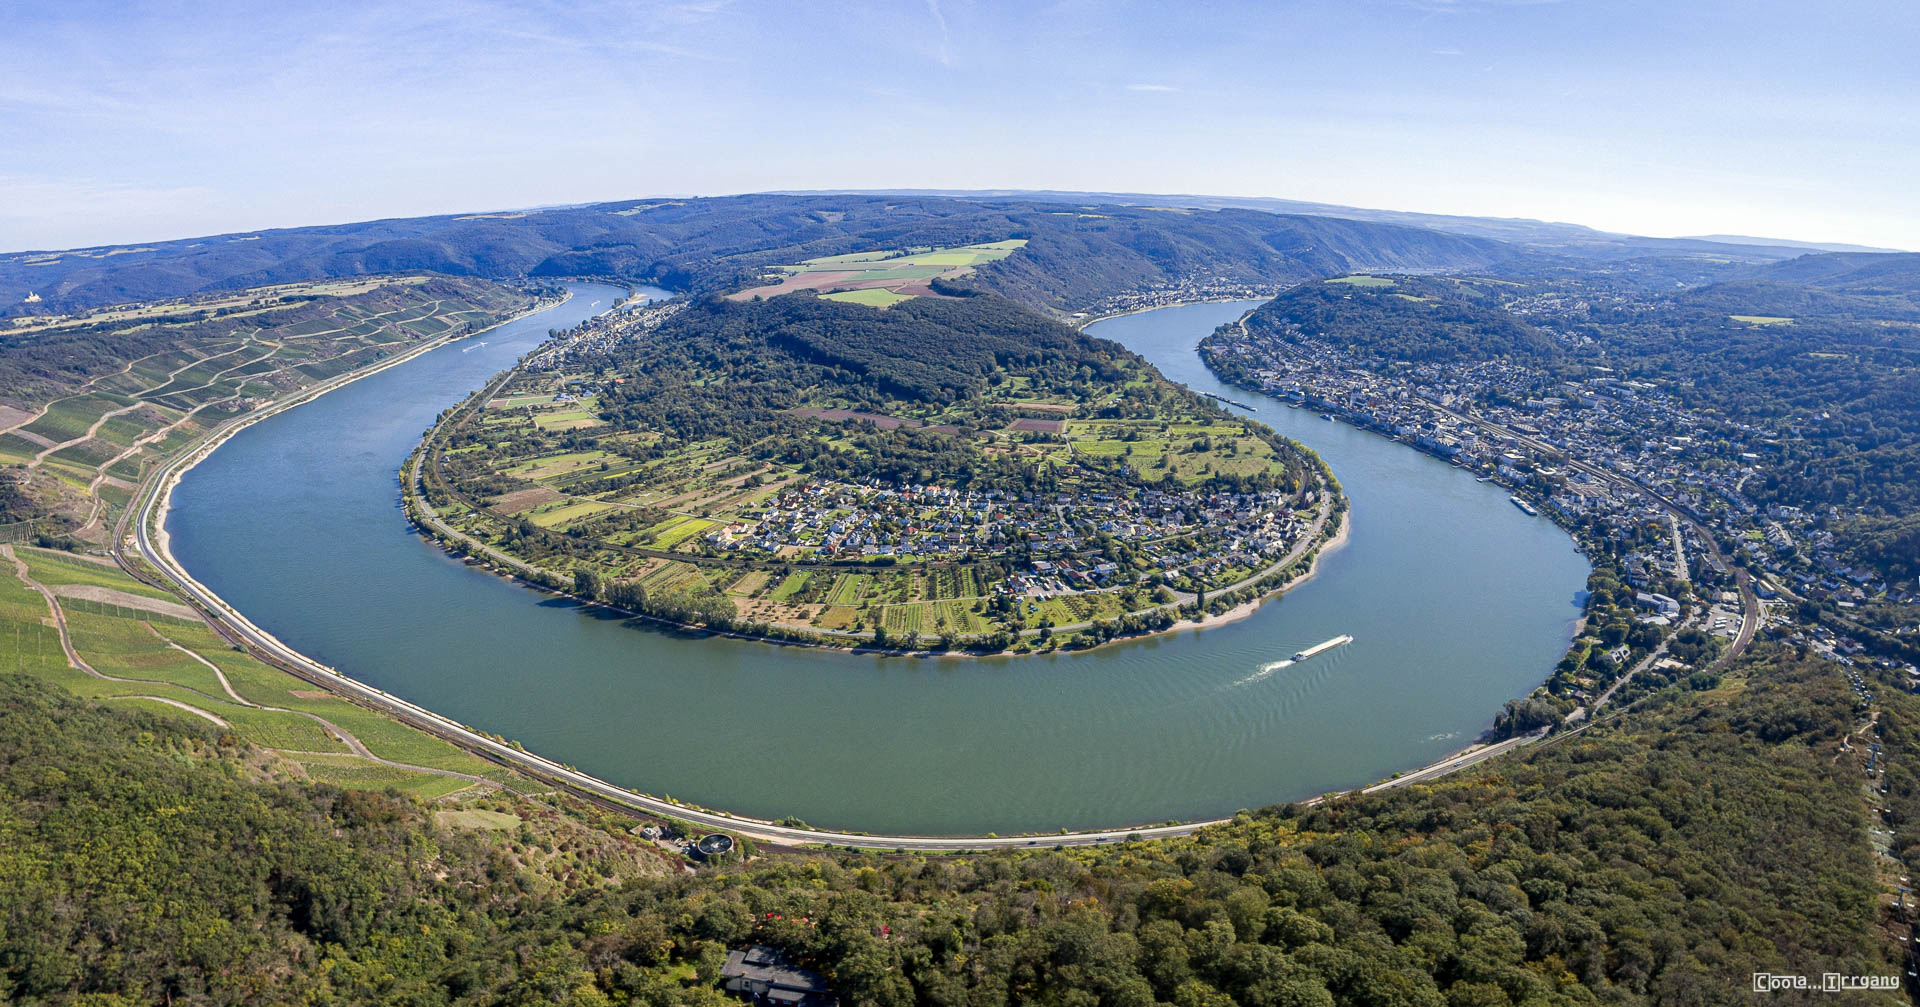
[406, 252, 1344, 654]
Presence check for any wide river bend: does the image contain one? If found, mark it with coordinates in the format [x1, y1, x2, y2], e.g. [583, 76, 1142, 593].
[169, 287, 1588, 834]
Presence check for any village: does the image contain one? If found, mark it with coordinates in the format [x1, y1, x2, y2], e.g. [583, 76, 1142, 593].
[1203, 307, 1920, 687]
[702, 477, 1315, 596]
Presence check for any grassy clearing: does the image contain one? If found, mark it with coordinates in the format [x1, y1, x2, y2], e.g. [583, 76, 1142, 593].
[17, 548, 179, 601]
[826, 573, 868, 607]
[529, 499, 617, 528]
[533, 410, 602, 431]
[822, 288, 913, 308]
[1327, 275, 1395, 288]
[1730, 315, 1794, 325]
[298, 754, 479, 797]
[651, 516, 715, 549]
[726, 570, 771, 596]
[735, 240, 1027, 304]
[63, 611, 227, 694]
[218, 704, 351, 753]
[768, 571, 811, 601]
[437, 808, 522, 830]
[638, 561, 707, 596]
[504, 450, 610, 480]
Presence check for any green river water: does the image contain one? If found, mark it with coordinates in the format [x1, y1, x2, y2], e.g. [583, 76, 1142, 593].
[168, 286, 1588, 834]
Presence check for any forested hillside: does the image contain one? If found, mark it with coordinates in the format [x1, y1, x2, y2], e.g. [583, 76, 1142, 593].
[0, 644, 1901, 1005]
[1243, 276, 1561, 365]
[1, 195, 1514, 318]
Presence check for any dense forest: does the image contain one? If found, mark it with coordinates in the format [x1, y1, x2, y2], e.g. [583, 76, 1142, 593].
[0, 642, 1902, 1005]
[1243, 278, 1562, 365]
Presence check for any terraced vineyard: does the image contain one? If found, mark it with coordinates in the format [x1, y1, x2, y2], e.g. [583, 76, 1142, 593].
[0, 275, 547, 545]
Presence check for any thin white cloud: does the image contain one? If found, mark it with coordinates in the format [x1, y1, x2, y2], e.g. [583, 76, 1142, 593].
[1430, 48, 1463, 55]
[1126, 83, 1178, 92]
[925, 0, 952, 66]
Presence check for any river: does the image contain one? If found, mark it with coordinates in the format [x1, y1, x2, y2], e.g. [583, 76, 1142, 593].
[167, 285, 1588, 835]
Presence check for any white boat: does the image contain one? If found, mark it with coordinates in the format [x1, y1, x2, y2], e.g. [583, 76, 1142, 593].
[1291, 634, 1353, 662]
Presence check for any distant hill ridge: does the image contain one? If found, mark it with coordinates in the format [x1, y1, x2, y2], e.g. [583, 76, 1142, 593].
[2, 190, 1901, 320]
[778, 188, 1906, 257]
[0, 193, 1513, 318]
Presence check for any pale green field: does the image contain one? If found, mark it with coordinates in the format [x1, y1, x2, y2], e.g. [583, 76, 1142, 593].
[741, 239, 1029, 304]
[505, 450, 610, 479]
[2, 546, 511, 793]
[528, 499, 617, 528]
[1327, 275, 1395, 288]
[650, 516, 716, 549]
[533, 409, 602, 431]
[823, 288, 913, 308]
[1730, 315, 1794, 325]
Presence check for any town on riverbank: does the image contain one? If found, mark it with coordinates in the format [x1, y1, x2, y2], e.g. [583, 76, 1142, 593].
[1200, 270, 1920, 731]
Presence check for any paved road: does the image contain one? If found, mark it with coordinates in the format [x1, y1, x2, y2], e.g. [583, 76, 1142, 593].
[1361, 730, 1543, 793]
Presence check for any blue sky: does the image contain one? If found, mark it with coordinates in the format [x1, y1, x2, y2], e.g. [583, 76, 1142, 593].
[4, 0, 1915, 251]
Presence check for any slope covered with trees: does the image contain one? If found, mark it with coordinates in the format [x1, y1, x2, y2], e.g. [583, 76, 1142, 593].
[0, 643, 1902, 1005]
[1243, 276, 1561, 365]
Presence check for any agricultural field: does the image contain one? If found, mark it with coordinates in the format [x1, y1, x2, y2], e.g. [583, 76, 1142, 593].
[730, 239, 1027, 305]
[821, 288, 914, 308]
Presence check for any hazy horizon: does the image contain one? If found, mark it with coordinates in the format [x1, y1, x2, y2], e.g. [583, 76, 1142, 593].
[6, 0, 1915, 252]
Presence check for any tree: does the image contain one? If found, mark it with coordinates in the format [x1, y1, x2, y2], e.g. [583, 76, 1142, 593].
[573, 567, 603, 599]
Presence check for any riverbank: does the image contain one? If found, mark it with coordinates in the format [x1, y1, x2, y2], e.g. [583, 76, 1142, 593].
[1182, 505, 1351, 635]
[1071, 295, 1265, 332]
[403, 486, 1345, 660]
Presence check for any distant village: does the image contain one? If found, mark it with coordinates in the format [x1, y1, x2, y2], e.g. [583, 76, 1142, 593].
[523, 296, 685, 372]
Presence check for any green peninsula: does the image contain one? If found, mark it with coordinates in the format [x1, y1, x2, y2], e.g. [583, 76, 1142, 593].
[411, 287, 1341, 652]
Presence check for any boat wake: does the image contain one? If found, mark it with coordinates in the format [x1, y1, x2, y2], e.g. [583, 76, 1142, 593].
[1228, 658, 1294, 687]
